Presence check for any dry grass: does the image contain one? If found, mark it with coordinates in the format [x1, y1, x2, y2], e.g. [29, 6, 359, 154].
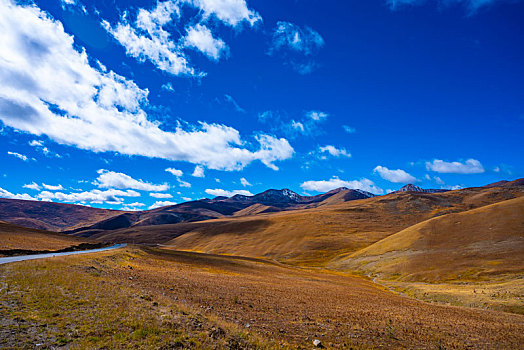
[2, 247, 524, 349]
[0, 221, 89, 253]
[95, 185, 523, 267]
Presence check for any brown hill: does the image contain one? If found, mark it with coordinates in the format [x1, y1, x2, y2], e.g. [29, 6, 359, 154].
[93, 182, 524, 266]
[0, 198, 122, 231]
[333, 196, 524, 281]
[0, 221, 89, 253]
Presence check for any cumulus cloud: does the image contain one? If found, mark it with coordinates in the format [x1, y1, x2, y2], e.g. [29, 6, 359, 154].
[122, 202, 146, 211]
[103, 0, 259, 76]
[373, 166, 417, 183]
[42, 183, 64, 191]
[205, 188, 253, 197]
[0, 187, 35, 200]
[240, 177, 251, 186]
[426, 159, 484, 174]
[183, 23, 228, 60]
[268, 21, 324, 74]
[102, 1, 196, 77]
[149, 200, 177, 209]
[7, 151, 28, 161]
[186, 0, 261, 26]
[0, 0, 292, 172]
[300, 177, 383, 194]
[37, 188, 140, 205]
[192, 165, 205, 178]
[319, 145, 351, 158]
[94, 169, 169, 191]
[23, 182, 42, 191]
[178, 179, 191, 187]
[150, 192, 173, 198]
[165, 167, 183, 177]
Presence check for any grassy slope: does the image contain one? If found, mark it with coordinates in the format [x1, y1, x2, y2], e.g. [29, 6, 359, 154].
[332, 196, 524, 314]
[0, 221, 89, 253]
[1, 246, 523, 349]
[139, 186, 524, 266]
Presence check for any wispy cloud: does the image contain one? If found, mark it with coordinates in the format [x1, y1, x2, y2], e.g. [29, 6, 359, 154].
[258, 110, 329, 138]
[268, 21, 325, 74]
[319, 145, 351, 158]
[240, 177, 252, 186]
[7, 151, 28, 162]
[150, 192, 173, 198]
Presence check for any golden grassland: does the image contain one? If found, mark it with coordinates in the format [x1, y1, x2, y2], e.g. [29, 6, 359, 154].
[332, 196, 524, 314]
[2, 246, 524, 349]
[0, 221, 89, 253]
[145, 186, 524, 266]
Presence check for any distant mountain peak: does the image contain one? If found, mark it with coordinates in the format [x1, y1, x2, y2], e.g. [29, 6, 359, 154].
[395, 184, 448, 194]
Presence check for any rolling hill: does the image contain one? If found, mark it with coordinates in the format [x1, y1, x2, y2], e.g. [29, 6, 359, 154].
[332, 195, 524, 281]
[0, 220, 90, 253]
[90, 180, 524, 266]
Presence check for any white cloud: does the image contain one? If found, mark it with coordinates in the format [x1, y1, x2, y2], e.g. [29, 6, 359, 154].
[37, 188, 140, 205]
[343, 125, 356, 134]
[259, 110, 328, 139]
[29, 140, 43, 147]
[426, 159, 484, 174]
[103, 0, 259, 76]
[0, 187, 35, 200]
[165, 167, 183, 177]
[192, 165, 205, 178]
[268, 21, 324, 74]
[307, 111, 328, 121]
[178, 179, 192, 188]
[269, 21, 324, 56]
[373, 166, 417, 183]
[95, 169, 169, 191]
[150, 192, 173, 198]
[493, 166, 500, 173]
[0, 0, 291, 171]
[300, 177, 383, 195]
[149, 200, 177, 209]
[205, 188, 253, 197]
[433, 176, 445, 185]
[161, 82, 175, 92]
[42, 183, 64, 191]
[7, 151, 28, 161]
[182, 196, 192, 201]
[223, 94, 246, 113]
[442, 184, 463, 190]
[102, 1, 196, 77]
[319, 145, 351, 158]
[186, 0, 261, 26]
[183, 23, 228, 60]
[240, 177, 251, 186]
[23, 182, 42, 191]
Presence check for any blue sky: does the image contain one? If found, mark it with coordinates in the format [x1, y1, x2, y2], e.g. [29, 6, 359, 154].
[0, 0, 523, 210]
